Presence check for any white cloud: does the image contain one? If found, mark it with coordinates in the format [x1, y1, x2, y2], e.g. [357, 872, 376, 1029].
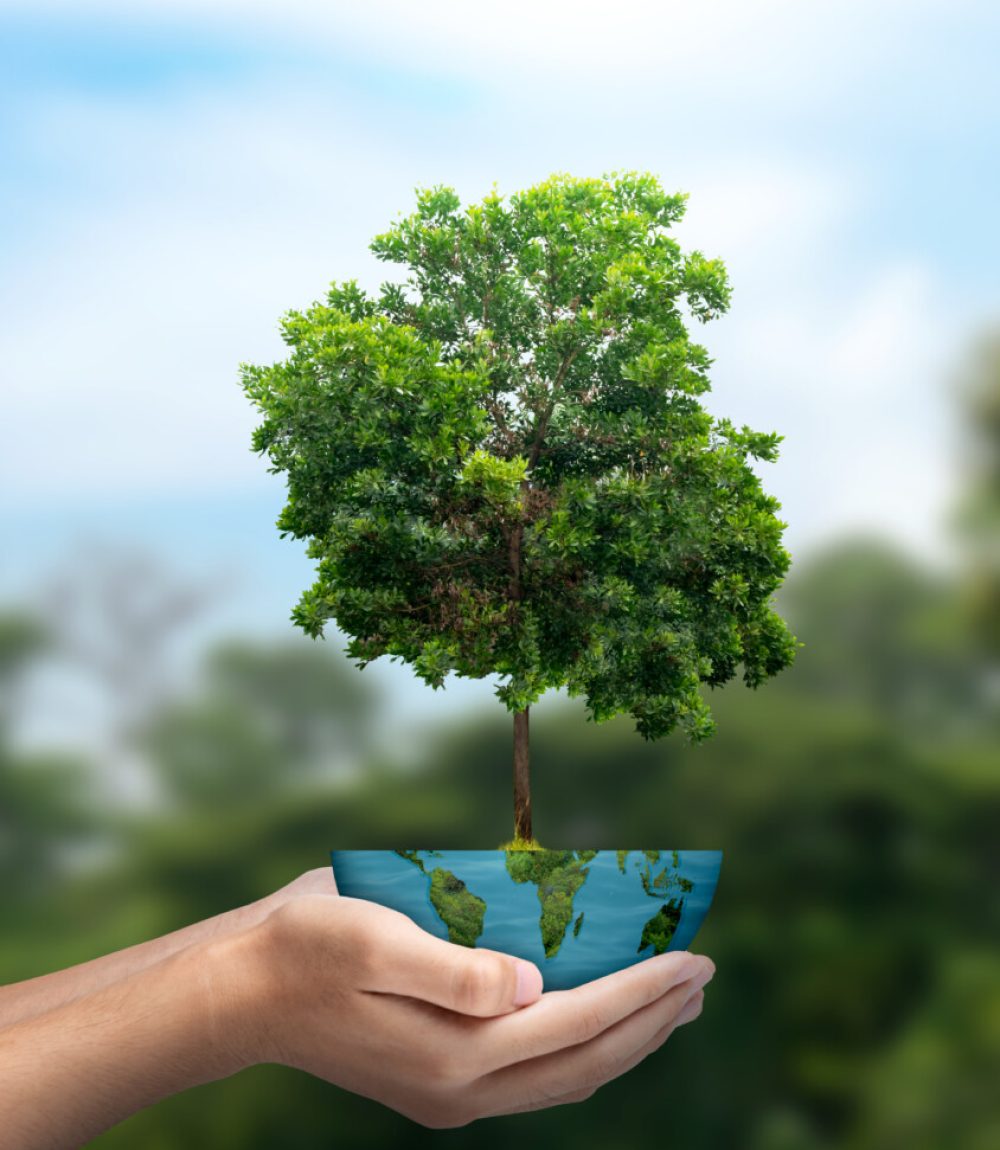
[1, 4, 986, 568]
[703, 258, 965, 562]
[828, 264, 940, 389]
[9, 0, 980, 100]
[0, 87, 436, 499]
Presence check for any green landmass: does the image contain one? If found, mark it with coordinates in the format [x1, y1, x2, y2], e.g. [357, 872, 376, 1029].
[634, 851, 694, 898]
[619, 850, 695, 953]
[638, 898, 684, 954]
[428, 867, 486, 947]
[505, 849, 598, 958]
[617, 849, 681, 874]
[397, 848, 691, 958]
[394, 849, 425, 872]
[395, 851, 485, 946]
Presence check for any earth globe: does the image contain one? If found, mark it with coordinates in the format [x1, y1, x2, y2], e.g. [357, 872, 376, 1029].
[331, 849, 722, 990]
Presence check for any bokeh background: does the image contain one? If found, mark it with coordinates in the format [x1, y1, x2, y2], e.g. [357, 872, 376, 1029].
[2, 2, 999, 1146]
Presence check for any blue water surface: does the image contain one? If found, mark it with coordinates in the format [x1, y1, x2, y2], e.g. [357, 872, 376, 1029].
[331, 849, 722, 991]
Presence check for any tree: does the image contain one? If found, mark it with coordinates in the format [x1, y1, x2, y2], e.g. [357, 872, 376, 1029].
[239, 171, 796, 842]
[37, 540, 231, 767]
[141, 637, 380, 809]
[778, 539, 974, 735]
[953, 328, 1000, 673]
[0, 612, 95, 901]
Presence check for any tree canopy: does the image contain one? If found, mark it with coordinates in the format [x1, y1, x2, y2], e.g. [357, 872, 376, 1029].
[240, 171, 796, 742]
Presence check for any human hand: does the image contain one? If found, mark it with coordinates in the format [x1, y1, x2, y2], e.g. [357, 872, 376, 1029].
[0, 866, 711, 1145]
[229, 882, 714, 1128]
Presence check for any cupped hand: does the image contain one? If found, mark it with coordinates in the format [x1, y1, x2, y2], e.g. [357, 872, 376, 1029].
[234, 869, 714, 1128]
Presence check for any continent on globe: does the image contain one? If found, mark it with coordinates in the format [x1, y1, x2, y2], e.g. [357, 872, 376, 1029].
[637, 899, 684, 954]
[395, 850, 486, 947]
[616, 850, 696, 955]
[504, 849, 598, 958]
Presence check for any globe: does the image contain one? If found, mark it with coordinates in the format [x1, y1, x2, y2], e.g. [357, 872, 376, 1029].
[330, 849, 722, 991]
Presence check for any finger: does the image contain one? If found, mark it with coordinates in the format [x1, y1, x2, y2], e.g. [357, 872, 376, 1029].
[364, 920, 544, 1018]
[464, 950, 714, 1074]
[289, 867, 339, 897]
[577, 987, 705, 1088]
[471, 964, 713, 1115]
[609, 987, 705, 1077]
[485, 1082, 600, 1117]
[488, 988, 707, 1118]
[252, 869, 339, 929]
[672, 987, 705, 1029]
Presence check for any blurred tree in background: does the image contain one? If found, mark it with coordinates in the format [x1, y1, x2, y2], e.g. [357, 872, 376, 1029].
[955, 329, 1000, 717]
[0, 335, 997, 1147]
[0, 615, 96, 918]
[142, 637, 379, 810]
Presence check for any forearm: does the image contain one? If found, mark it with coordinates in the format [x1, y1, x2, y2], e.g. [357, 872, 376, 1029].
[0, 930, 259, 1150]
[0, 898, 272, 1031]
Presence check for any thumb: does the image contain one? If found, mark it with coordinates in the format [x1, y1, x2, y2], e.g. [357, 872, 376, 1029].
[374, 928, 544, 1017]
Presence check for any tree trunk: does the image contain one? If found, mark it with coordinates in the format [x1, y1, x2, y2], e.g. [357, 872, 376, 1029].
[513, 706, 531, 841]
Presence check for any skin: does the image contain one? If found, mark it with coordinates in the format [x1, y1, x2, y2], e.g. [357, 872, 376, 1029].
[0, 867, 714, 1145]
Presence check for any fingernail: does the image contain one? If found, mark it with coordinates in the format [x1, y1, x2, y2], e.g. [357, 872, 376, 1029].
[514, 960, 543, 1006]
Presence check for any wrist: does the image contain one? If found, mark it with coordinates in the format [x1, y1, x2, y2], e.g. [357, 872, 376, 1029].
[198, 917, 290, 1075]
[211, 872, 330, 943]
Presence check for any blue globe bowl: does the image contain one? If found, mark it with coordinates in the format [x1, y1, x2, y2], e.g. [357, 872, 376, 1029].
[331, 849, 722, 991]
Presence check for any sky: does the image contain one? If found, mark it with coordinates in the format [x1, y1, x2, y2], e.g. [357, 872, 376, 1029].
[2, 0, 999, 742]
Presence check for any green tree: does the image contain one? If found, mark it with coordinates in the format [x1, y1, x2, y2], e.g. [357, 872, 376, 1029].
[777, 540, 974, 735]
[239, 171, 795, 842]
[0, 613, 94, 904]
[0, 613, 46, 734]
[954, 328, 1000, 671]
[141, 637, 379, 809]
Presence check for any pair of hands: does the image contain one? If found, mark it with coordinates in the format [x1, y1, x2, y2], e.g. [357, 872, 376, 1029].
[0, 866, 714, 1145]
[231, 867, 715, 1128]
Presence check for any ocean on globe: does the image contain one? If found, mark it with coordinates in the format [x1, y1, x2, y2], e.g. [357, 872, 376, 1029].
[330, 849, 722, 991]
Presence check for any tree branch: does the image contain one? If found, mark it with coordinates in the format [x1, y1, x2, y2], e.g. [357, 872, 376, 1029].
[527, 346, 580, 472]
[486, 394, 517, 453]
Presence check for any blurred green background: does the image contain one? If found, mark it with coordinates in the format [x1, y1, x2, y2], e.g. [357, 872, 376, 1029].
[3, 3, 1000, 1146]
[1, 335, 997, 1148]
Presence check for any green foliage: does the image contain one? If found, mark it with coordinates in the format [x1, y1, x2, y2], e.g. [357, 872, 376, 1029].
[240, 171, 796, 744]
[778, 540, 975, 731]
[140, 638, 377, 807]
[0, 612, 96, 903]
[496, 833, 543, 850]
[0, 612, 48, 734]
[0, 613, 48, 684]
[953, 329, 1000, 666]
[0, 748, 94, 902]
[849, 952, 1000, 1150]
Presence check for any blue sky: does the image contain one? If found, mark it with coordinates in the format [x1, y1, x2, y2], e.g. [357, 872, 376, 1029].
[2, 0, 999, 734]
